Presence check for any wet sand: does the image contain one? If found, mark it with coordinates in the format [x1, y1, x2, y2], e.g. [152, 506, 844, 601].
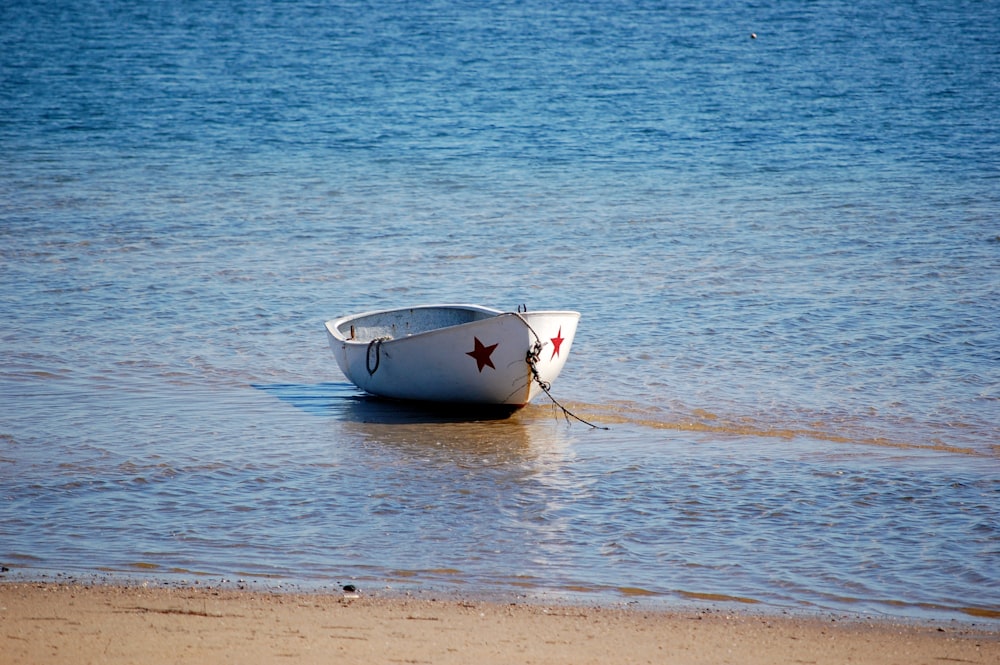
[2, 583, 996, 664]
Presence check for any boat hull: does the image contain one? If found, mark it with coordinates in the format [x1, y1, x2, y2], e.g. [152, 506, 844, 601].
[325, 305, 579, 407]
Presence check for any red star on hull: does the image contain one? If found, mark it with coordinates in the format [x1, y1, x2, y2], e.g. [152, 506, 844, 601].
[466, 337, 498, 372]
[550, 326, 564, 360]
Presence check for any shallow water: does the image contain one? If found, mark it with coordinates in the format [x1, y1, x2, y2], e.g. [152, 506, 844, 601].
[1, 0, 998, 620]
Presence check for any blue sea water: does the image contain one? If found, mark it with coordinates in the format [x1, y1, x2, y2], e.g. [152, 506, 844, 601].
[1, 0, 998, 621]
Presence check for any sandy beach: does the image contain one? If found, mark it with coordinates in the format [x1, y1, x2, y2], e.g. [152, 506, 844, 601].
[2, 583, 996, 664]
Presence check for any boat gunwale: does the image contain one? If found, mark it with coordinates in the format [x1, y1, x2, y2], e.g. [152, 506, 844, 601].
[326, 304, 580, 346]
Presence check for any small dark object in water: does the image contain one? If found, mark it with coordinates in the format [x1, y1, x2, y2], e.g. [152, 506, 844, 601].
[343, 584, 357, 593]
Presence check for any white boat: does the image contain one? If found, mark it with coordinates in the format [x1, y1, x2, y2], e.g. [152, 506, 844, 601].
[325, 304, 579, 409]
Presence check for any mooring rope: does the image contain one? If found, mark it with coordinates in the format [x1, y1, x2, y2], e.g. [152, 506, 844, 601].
[508, 311, 608, 430]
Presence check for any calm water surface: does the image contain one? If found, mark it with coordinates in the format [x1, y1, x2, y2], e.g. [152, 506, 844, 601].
[1, 0, 998, 621]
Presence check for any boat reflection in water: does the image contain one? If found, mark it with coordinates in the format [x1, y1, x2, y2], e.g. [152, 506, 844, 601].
[252, 381, 576, 463]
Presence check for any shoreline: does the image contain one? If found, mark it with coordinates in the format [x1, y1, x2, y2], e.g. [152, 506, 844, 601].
[3, 582, 997, 664]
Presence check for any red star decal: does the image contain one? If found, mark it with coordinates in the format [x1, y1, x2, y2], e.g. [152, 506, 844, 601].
[550, 326, 564, 360]
[466, 337, 498, 372]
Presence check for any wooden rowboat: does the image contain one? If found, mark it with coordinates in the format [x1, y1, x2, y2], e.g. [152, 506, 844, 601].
[325, 304, 579, 409]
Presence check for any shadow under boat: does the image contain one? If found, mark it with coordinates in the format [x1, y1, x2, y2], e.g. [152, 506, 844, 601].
[253, 382, 577, 461]
[252, 382, 522, 424]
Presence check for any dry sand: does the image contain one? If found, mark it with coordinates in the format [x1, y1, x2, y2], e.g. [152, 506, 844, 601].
[2, 582, 997, 664]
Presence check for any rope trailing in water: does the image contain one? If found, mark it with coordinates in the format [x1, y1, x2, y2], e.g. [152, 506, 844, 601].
[508, 310, 608, 430]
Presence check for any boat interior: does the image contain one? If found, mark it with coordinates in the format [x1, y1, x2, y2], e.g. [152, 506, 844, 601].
[338, 306, 497, 342]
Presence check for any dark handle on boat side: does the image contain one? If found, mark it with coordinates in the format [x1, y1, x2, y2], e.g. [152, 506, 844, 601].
[366, 338, 383, 375]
